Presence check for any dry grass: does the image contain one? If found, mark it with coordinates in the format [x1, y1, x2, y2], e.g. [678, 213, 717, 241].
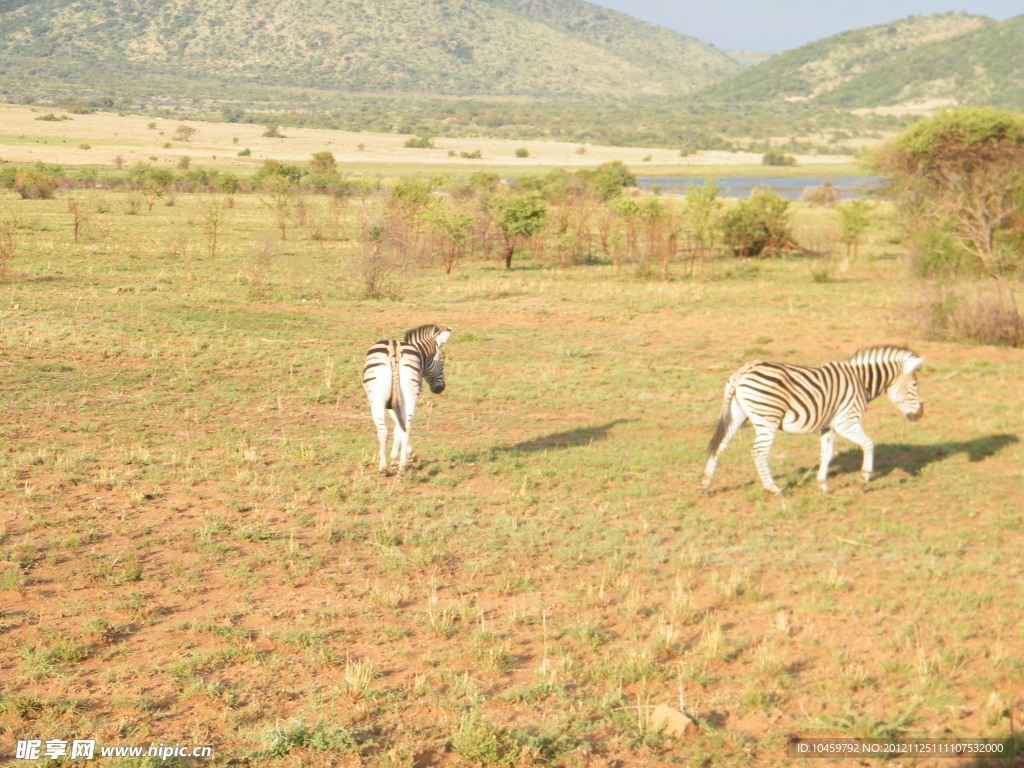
[0, 184, 1020, 767]
[0, 103, 855, 175]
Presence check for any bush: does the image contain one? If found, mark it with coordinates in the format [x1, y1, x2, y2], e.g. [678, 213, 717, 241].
[584, 160, 637, 199]
[12, 165, 62, 199]
[358, 219, 404, 299]
[253, 159, 303, 186]
[762, 149, 796, 167]
[908, 228, 980, 277]
[801, 181, 839, 207]
[875, 107, 1024, 275]
[720, 191, 791, 258]
[309, 151, 336, 175]
[404, 135, 435, 149]
[918, 280, 1022, 347]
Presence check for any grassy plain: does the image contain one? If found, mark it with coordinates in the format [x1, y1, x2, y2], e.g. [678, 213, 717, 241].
[0, 103, 857, 178]
[0, 178, 1022, 768]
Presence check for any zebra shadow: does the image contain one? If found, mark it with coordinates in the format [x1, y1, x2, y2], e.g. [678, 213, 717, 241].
[828, 433, 1019, 479]
[460, 418, 636, 461]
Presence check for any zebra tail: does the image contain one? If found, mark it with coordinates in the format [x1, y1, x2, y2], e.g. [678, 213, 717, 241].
[388, 341, 406, 430]
[707, 379, 738, 458]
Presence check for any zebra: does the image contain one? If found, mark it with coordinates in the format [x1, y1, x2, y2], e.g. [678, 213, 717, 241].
[362, 324, 451, 473]
[701, 346, 925, 495]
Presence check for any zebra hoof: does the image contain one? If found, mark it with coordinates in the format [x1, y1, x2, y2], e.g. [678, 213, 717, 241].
[766, 485, 784, 497]
[819, 482, 829, 493]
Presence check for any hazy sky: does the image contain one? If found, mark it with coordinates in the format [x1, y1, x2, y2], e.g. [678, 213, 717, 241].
[587, 1, 1020, 52]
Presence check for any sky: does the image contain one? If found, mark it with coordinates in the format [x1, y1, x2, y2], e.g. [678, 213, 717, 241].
[587, 1, 1020, 52]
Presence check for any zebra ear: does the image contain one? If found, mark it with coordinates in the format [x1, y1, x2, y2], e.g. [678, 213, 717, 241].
[436, 329, 451, 345]
[905, 356, 924, 374]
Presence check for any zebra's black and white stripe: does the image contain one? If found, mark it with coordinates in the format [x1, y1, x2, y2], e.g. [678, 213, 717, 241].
[701, 346, 925, 495]
[362, 324, 451, 473]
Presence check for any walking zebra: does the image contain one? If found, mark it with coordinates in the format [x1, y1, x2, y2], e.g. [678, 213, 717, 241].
[362, 324, 451, 473]
[701, 346, 925, 495]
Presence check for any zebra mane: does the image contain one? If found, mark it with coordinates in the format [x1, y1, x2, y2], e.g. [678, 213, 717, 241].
[403, 324, 443, 342]
[848, 345, 923, 399]
[848, 345, 918, 366]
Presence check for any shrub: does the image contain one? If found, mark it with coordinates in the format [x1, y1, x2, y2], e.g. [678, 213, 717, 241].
[874, 107, 1024, 275]
[309, 151, 336, 175]
[358, 219, 404, 299]
[836, 199, 873, 258]
[253, 159, 303, 186]
[908, 228, 980, 277]
[490, 192, 547, 268]
[515, 148, 529, 158]
[584, 160, 637, 199]
[801, 181, 839, 207]
[720, 191, 791, 258]
[762, 149, 796, 166]
[918, 280, 1022, 347]
[13, 165, 61, 199]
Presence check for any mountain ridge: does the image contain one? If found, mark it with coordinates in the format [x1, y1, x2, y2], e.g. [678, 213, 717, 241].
[697, 12, 1024, 108]
[0, 0, 740, 98]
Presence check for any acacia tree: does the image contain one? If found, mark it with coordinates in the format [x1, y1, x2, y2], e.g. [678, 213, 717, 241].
[836, 200, 873, 259]
[875, 107, 1024, 275]
[491, 192, 547, 269]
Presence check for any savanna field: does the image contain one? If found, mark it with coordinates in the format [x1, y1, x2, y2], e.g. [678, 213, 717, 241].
[0, 181, 1022, 768]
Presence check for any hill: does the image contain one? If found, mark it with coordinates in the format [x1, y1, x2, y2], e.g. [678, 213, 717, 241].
[697, 13, 996, 105]
[819, 14, 1024, 107]
[0, 0, 740, 99]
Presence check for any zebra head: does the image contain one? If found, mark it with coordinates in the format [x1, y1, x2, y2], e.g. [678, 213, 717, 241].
[851, 346, 925, 422]
[405, 324, 451, 394]
[889, 353, 925, 421]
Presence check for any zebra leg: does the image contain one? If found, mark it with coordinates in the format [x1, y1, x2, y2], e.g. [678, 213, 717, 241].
[832, 420, 875, 487]
[750, 425, 783, 495]
[398, 417, 415, 469]
[370, 403, 390, 473]
[387, 411, 404, 465]
[701, 399, 747, 490]
[396, 379, 420, 471]
[817, 429, 835, 492]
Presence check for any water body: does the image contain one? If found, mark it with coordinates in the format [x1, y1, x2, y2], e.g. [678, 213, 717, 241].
[636, 176, 878, 200]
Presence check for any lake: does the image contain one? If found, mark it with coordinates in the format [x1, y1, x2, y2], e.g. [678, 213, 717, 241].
[636, 176, 878, 200]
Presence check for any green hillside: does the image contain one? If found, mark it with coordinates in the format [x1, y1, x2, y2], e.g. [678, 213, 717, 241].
[697, 12, 995, 104]
[819, 14, 1024, 107]
[0, 0, 740, 98]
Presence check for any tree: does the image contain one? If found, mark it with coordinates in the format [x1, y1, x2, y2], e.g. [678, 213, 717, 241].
[586, 160, 637, 199]
[874, 107, 1024, 275]
[310, 151, 337, 175]
[10, 164, 61, 200]
[836, 200, 873, 258]
[173, 125, 196, 142]
[762, 149, 796, 167]
[721, 191, 791, 258]
[680, 179, 723, 273]
[421, 199, 474, 274]
[491, 192, 547, 269]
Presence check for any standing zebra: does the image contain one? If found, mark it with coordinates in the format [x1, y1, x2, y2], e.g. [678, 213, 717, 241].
[362, 324, 451, 473]
[701, 346, 924, 495]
